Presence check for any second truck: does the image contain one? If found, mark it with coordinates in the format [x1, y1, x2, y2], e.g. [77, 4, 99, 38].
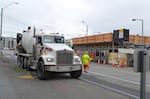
[16, 27, 83, 80]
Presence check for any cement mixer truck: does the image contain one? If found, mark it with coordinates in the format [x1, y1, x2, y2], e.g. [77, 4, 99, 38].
[16, 27, 82, 80]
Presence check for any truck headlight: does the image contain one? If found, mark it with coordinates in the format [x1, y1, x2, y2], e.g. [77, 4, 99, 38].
[75, 58, 81, 63]
[47, 58, 54, 62]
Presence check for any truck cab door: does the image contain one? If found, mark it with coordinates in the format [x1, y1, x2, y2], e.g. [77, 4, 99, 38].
[36, 36, 43, 57]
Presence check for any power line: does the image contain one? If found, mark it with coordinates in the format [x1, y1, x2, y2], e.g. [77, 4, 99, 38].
[3, 14, 28, 26]
[3, 30, 16, 33]
[2, 30, 17, 37]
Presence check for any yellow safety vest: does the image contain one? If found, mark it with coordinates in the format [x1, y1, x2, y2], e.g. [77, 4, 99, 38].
[82, 54, 90, 65]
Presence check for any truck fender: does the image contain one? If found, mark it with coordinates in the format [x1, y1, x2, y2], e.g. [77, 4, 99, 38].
[37, 57, 47, 72]
[38, 57, 45, 65]
[36, 57, 45, 69]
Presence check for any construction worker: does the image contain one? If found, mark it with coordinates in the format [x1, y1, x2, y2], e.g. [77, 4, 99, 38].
[82, 51, 90, 72]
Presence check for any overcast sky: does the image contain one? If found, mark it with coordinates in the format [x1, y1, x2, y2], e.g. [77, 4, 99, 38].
[0, 0, 150, 38]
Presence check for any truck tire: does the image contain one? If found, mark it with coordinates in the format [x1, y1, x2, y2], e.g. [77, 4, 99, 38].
[70, 70, 82, 78]
[20, 56, 24, 69]
[23, 57, 27, 69]
[24, 57, 31, 71]
[18, 56, 24, 69]
[17, 56, 21, 67]
[36, 60, 47, 80]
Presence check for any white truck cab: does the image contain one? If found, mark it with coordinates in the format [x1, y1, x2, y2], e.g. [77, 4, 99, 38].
[16, 27, 83, 80]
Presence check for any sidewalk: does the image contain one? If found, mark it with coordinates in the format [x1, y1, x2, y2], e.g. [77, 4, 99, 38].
[0, 59, 31, 99]
[89, 62, 134, 73]
[88, 62, 150, 93]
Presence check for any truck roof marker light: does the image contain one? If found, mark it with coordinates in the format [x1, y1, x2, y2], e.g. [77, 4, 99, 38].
[45, 47, 53, 51]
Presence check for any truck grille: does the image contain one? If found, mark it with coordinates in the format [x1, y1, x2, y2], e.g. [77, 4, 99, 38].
[56, 50, 73, 65]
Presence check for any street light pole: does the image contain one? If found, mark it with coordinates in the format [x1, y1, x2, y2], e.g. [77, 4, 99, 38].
[86, 25, 88, 36]
[0, 2, 18, 55]
[82, 20, 88, 36]
[141, 19, 144, 48]
[0, 8, 3, 40]
[132, 19, 144, 48]
[0, 2, 18, 39]
[132, 18, 145, 99]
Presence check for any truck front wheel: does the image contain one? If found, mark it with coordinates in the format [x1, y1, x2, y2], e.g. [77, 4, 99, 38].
[70, 70, 82, 78]
[36, 60, 47, 80]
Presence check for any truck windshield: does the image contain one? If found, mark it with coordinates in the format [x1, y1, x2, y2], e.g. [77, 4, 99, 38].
[44, 35, 64, 43]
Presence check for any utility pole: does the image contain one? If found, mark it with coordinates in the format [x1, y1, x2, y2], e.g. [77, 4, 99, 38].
[0, 8, 3, 40]
[0, 2, 18, 39]
[0, 2, 18, 55]
[132, 18, 146, 99]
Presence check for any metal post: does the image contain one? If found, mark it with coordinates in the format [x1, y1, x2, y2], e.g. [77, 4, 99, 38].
[82, 20, 88, 36]
[0, 2, 18, 39]
[0, 2, 18, 56]
[140, 19, 146, 99]
[140, 51, 146, 99]
[141, 20, 144, 48]
[86, 25, 88, 36]
[112, 41, 114, 52]
[0, 8, 3, 56]
[0, 8, 3, 39]
[132, 18, 146, 99]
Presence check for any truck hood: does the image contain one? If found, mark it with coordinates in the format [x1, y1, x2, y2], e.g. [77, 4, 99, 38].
[44, 43, 73, 51]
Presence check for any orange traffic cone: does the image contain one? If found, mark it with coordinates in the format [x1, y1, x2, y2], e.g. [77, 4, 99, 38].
[103, 60, 106, 64]
[112, 62, 116, 67]
[118, 63, 124, 68]
[98, 59, 100, 64]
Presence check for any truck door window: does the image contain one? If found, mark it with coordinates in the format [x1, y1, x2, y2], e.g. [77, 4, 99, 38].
[54, 36, 64, 43]
[44, 36, 54, 43]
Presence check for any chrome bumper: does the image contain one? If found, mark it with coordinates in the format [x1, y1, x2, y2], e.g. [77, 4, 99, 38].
[45, 65, 82, 72]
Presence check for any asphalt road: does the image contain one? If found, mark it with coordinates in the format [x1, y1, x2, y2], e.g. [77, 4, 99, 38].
[1, 49, 150, 99]
[0, 63, 129, 99]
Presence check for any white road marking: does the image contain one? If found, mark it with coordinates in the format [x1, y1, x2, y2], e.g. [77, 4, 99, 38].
[88, 71, 150, 88]
[81, 78, 140, 99]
